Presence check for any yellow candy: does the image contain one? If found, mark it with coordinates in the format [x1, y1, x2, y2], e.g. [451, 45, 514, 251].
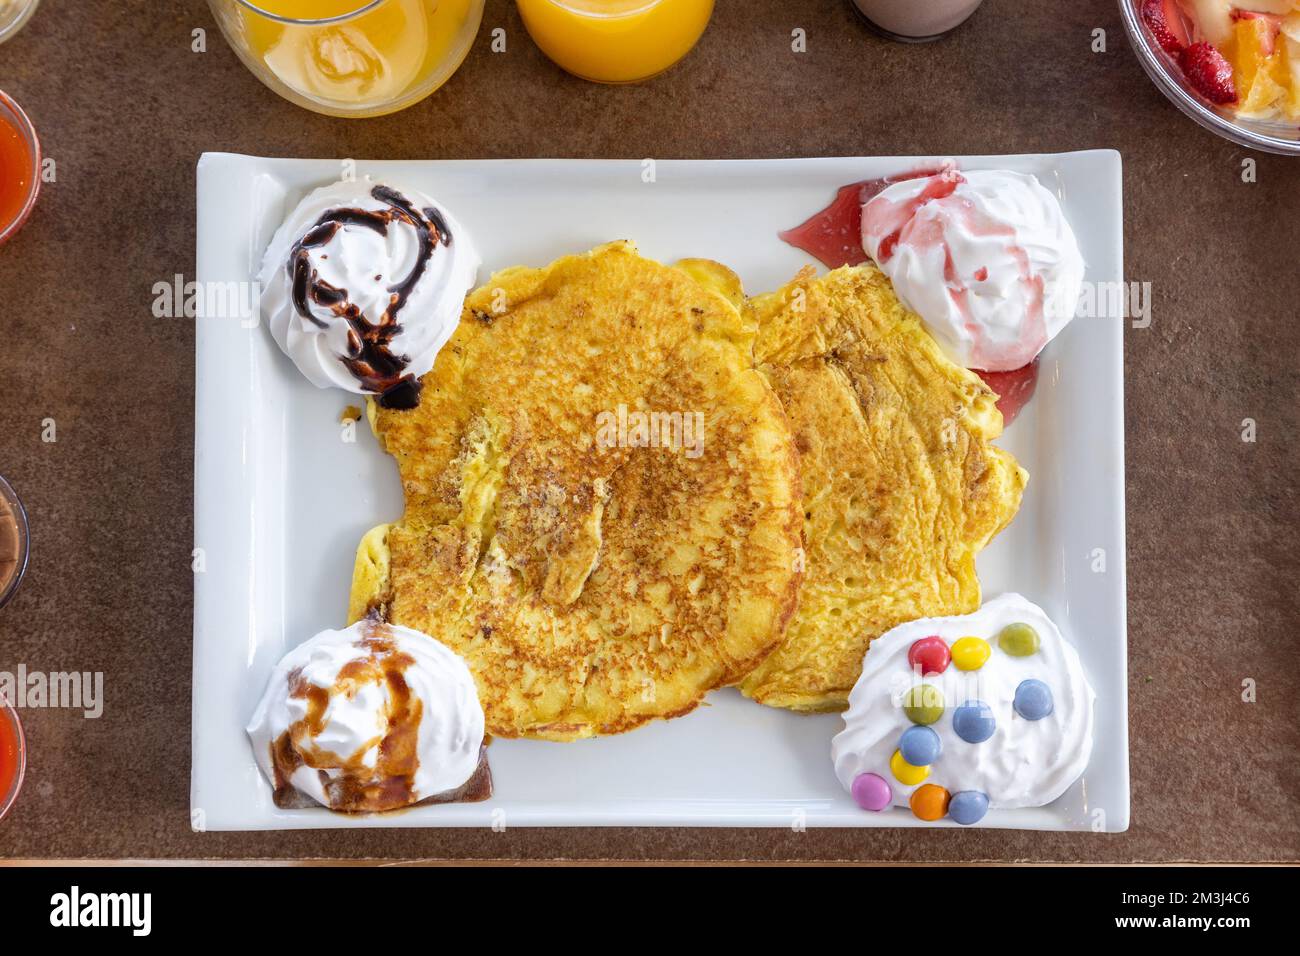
[889, 749, 929, 786]
[951, 636, 991, 671]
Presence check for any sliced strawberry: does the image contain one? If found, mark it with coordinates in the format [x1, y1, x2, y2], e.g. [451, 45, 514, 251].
[1164, 0, 1191, 45]
[1142, 0, 1187, 53]
[1179, 41, 1239, 104]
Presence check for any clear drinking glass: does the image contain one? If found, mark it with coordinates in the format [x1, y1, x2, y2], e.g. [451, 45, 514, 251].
[849, 0, 983, 42]
[207, 0, 485, 118]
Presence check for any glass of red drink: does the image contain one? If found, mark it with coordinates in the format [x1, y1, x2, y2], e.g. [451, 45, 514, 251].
[0, 90, 40, 246]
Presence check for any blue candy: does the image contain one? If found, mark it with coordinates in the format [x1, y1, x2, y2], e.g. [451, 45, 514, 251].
[952, 700, 996, 743]
[898, 725, 942, 766]
[949, 790, 990, 825]
[1014, 679, 1054, 721]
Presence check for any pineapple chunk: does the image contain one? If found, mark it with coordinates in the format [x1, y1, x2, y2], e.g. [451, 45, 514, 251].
[1233, 1, 1295, 13]
[1285, 35, 1300, 119]
[1229, 16, 1288, 116]
[1183, 0, 1235, 46]
[1283, 11, 1300, 42]
[1232, 1, 1296, 13]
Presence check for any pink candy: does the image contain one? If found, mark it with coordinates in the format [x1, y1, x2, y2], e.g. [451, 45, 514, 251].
[851, 772, 892, 812]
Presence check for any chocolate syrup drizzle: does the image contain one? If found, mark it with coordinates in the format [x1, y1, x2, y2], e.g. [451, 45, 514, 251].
[288, 185, 453, 409]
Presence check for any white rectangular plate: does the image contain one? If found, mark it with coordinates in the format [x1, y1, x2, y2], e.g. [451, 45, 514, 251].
[192, 152, 1128, 831]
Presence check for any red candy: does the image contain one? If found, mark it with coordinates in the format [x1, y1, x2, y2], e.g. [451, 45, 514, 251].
[907, 637, 951, 676]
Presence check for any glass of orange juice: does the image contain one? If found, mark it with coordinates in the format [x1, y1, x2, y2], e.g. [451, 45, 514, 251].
[517, 0, 714, 84]
[207, 0, 485, 118]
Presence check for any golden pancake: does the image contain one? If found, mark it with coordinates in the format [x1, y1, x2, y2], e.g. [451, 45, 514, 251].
[349, 241, 803, 740]
[739, 264, 1027, 712]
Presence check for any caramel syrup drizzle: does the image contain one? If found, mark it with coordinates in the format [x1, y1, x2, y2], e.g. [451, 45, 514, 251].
[270, 624, 423, 813]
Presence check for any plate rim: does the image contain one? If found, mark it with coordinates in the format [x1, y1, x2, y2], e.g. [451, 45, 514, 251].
[192, 150, 1128, 832]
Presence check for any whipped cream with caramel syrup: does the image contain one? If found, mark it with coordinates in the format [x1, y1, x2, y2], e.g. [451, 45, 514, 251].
[247, 618, 488, 813]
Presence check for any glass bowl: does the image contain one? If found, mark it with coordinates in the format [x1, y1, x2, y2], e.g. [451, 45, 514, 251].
[0, 0, 40, 45]
[0, 702, 24, 823]
[0, 90, 41, 246]
[0, 475, 28, 609]
[207, 0, 485, 118]
[1118, 0, 1300, 155]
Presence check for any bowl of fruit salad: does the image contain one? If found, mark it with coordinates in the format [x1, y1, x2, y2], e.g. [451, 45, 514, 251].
[1121, 0, 1300, 153]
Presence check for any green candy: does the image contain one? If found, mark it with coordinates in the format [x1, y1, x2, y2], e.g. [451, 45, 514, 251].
[903, 683, 945, 725]
[998, 622, 1041, 657]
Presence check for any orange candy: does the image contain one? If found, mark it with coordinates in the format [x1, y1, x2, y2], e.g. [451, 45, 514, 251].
[909, 784, 951, 822]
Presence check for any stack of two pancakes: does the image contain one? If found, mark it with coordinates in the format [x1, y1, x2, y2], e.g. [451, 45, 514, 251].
[348, 241, 1026, 740]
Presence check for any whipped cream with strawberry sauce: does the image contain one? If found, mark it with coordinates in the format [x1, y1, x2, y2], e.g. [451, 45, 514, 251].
[861, 166, 1084, 373]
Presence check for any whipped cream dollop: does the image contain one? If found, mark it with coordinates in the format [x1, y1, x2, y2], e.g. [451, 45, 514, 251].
[258, 177, 479, 407]
[832, 593, 1096, 818]
[862, 167, 1084, 372]
[247, 619, 485, 813]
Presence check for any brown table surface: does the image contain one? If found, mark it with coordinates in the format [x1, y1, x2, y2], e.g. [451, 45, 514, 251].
[0, 0, 1296, 864]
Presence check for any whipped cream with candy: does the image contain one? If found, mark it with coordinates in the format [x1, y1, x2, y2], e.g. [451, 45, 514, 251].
[831, 593, 1095, 825]
[258, 177, 479, 408]
[247, 619, 486, 813]
[861, 166, 1084, 372]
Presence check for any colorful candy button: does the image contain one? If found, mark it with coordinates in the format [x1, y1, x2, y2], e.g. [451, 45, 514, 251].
[889, 748, 929, 786]
[851, 772, 893, 812]
[909, 784, 950, 822]
[898, 725, 942, 766]
[997, 622, 1041, 657]
[948, 790, 990, 825]
[1013, 679, 1054, 720]
[951, 636, 991, 671]
[952, 699, 997, 743]
[907, 636, 951, 676]
[902, 683, 945, 725]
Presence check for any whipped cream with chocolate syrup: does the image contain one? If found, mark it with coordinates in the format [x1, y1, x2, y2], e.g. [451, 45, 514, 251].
[258, 178, 479, 408]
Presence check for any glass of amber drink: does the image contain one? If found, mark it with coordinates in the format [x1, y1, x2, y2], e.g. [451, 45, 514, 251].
[207, 0, 485, 118]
